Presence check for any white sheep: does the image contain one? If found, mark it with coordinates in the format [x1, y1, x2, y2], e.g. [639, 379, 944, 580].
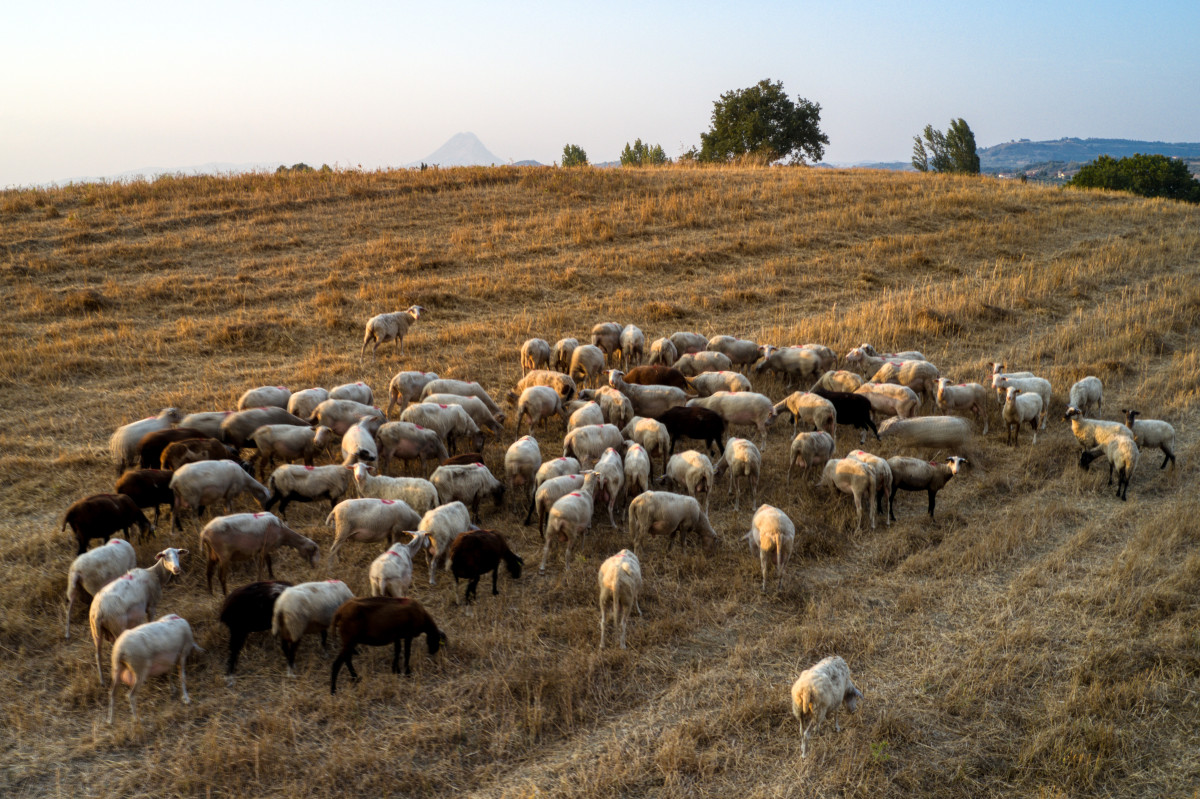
[626, 491, 718, 552]
[271, 580, 355, 676]
[877, 416, 974, 456]
[419, 501, 475, 584]
[988, 366, 1036, 404]
[1004, 387, 1044, 446]
[569, 343, 609, 388]
[662, 450, 715, 515]
[513, 369, 579, 403]
[351, 462, 438, 514]
[265, 464, 353, 520]
[250, 423, 333, 477]
[791, 655, 863, 758]
[221, 407, 312, 448]
[668, 331, 708, 355]
[706, 335, 761, 371]
[689, 370, 752, 396]
[521, 338, 553, 373]
[621, 415, 672, 474]
[329, 381, 375, 406]
[551, 338, 580, 372]
[591, 322, 624, 364]
[598, 549, 643, 650]
[429, 463, 505, 523]
[859, 344, 924, 361]
[868, 360, 941, 408]
[648, 337, 679, 367]
[340, 415, 382, 467]
[674, 350, 734, 376]
[505, 435, 543, 512]
[169, 460, 271, 532]
[401, 402, 485, 454]
[199, 512, 320, 594]
[810, 370, 864, 393]
[1123, 409, 1177, 470]
[368, 533, 430, 598]
[592, 447, 625, 529]
[714, 437, 761, 511]
[512, 385, 569, 434]
[308, 399, 386, 437]
[178, 411, 233, 440]
[423, 393, 504, 435]
[845, 450, 893, 526]
[773, 391, 837, 437]
[1079, 435, 1140, 501]
[287, 387, 330, 421]
[854, 382, 920, 420]
[619, 324, 645, 370]
[110, 408, 183, 474]
[844, 346, 918, 376]
[607, 370, 688, 418]
[326, 497, 422, 565]
[563, 423, 625, 470]
[376, 421, 450, 475]
[744, 504, 794, 592]
[535, 456, 583, 487]
[586, 385, 636, 429]
[361, 304, 424, 359]
[753, 345, 820, 388]
[623, 442, 652, 500]
[107, 614, 202, 725]
[539, 472, 601, 574]
[935, 378, 989, 433]
[567, 400, 606, 432]
[65, 538, 137, 639]
[1063, 406, 1132, 450]
[886, 456, 968, 521]
[384, 371, 440, 417]
[237, 385, 291, 410]
[797, 343, 838, 373]
[526, 472, 588, 537]
[1065, 376, 1103, 417]
[787, 431, 836, 485]
[686, 391, 776, 449]
[993, 375, 1052, 428]
[818, 458, 877, 531]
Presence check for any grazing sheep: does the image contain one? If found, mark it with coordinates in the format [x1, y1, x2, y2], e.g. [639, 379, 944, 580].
[62, 493, 153, 555]
[854, 382, 920, 420]
[200, 512, 320, 595]
[623, 364, 690, 391]
[310, 399, 386, 438]
[361, 304, 424, 359]
[689, 370, 752, 396]
[136, 427, 213, 469]
[886, 456, 968, 521]
[264, 464, 353, 520]
[993, 375, 1052, 428]
[287, 387, 331, 421]
[521, 337, 553, 373]
[539, 472, 601, 574]
[429, 463, 505, 524]
[858, 344, 924, 361]
[844, 346, 918, 376]
[422, 393, 503, 436]
[668, 331, 708, 355]
[619, 324, 645, 369]
[237, 385, 291, 411]
[868, 360, 941, 408]
[115, 469, 175, 527]
[627, 491, 718, 552]
[448, 529, 524, 605]
[340, 415, 382, 467]
[1123, 409, 1177, 470]
[179, 411, 233, 440]
[419, 379, 506, 422]
[818, 458, 877, 532]
[551, 338, 580, 373]
[787, 431, 836, 485]
[877, 416, 974, 456]
[797, 343, 838, 373]
[326, 498, 422, 565]
[935, 379, 989, 434]
[1004, 387, 1044, 446]
[583, 385, 636, 429]
[376, 421, 450, 475]
[773, 391, 837, 437]
[368, 533, 430, 598]
[221, 407, 312, 449]
[598, 549, 642, 649]
[754, 345, 820, 388]
[65, 538, 138, 639]
[659, 406, 726, 457]
[515, 369, 577, 402]
[511, 385, 569, 434]
[591, 322, 624, 364]
[570, 343, 609, 388]
[714, 437, 762, 511]
[623, 442, 652, 500]
[845, 450, 893, 526]
[351, 463, 438, 514]
[107, 614, 202, 725]
[622, 416, 672, 474]
[812, 388, 879, 445]
[661, 450, 715, 515]
[686, 391, 776, 449]
[169, 460, 271, 532]
[220, 580, 293, 681]
[250, 424, 333, 478]
[592, 447, 626, 529]
[791, 656, 863, 758]
[563, 423, 625, 470]
[1068, 376, 1104, 418]
[674, 350, 734, 376]
[1063, 407, 1133, 450]
[707, 335, 761, 372]
[329, 597, 445, 693]
[744, 504, 794, 592]
[567, 400, 606, 432]
[330, 381, 374, 406]
[385, 371, 440, 417]
[272, 580, 356, 677]
[607, 369, 689, 419]
[505, 435, 543, 512]
[1080, 436, 1140, 501]
[526, 472, 588, 536]
[419, 501, 475, 584]
[810, 370, 864, 394]
[535, 456, 583, 487]
[647, 337, 679, 367]
[401, 402, 485, 455]
[160, 438, 244, 472]
[110, 408, 183, 474]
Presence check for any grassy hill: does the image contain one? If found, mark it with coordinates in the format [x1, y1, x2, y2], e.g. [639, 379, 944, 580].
[1, 166, 1198, 798]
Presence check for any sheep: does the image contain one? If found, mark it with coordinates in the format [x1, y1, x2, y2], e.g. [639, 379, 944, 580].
[607, 369, 689, 419]
[287, 387, 330, 421]
[988, 366, 1036, 404]
[376, 421, 450, 475]
[1002, 387, 1044, 446]
[1062, 406, 1133, 450]
[810, 370, 864, 394]
[179, 411, 233, 440]
[935, 378, 989, 433]
[567, 400, 606, 431]
[845, 450, 893, 526]
[569, 343, 608, 388]
[264, 464, 353, 520]
[526, 472, 588, 536]
[220, 407, 312, 449]
[136, 427, 213, 469]
[854, 382, 920, 420]
[598, 549, 642, 649]
[993, 375, 1052, 428]
[627, 491, 718, 552]
[869, 359, 941, 409]
[787, 431, 836, 485]
[65, 538, 138, 639]
[886, 456, 968, 521]
[329, 381, 374, 406]
[753, 345, 820, 389]
[551, 338, 580, 373]
[1067, 376, 1103, 417]
[797, 343, 838, 373]
[200, 512, 320, 595]
[510, 385, 569, 434]
[340, 415, 382, 467]
[668, 331, 708, 355]
[773, 391, 837, 437]
[505, 435, 543, 512]
[623, 364, 690, 391]
[714, 437, 761, 511]
[818, 458, 877, 531]
[622, 415, 672, 474]
[706, 335, 761, 372]
[361, 304, 424, 359]
[686, 391, 776, 449]
[326, 498, 422, 565]
[310, 399, 387, 438]
[877, 416, 974, 456]
[1123, 409, 1177, 470]
[590, 322, 623, 363]
[658, 406, 726, 458]
[535, 456, 583, 487]
[539, 472, 601, 574]
[592, 447, 626, 529]
[623, 442, 652, 500]
[419, 501, 474, 584]
[661, 450, 715, 515]
[169, 460, 271, 532]
[812, 388, 879, 445]
[237, 385, 291, 411]
[401, 402, 485, 455]
[250, 424, 333, 478]
[515, 369, 577, 402]
[62, 493, 153, 555]
[520, 337, 552, 373]
[351, 462, 437, 513]
[1080, 436, 1140, 501]
[583, 385, 636, 429]
[448, 529, 524, 605]
[272, 580, 356, 677]
[791, 656, 863, 758]
[107, 614, 202, 725]
[329, 597, 445, 693]
[844, 346, 920, 376]
[429, 463, 505, 523]
[423, 393, 503, 436]
[744, 504, 794, 592]
[620, 324, 645, 369]
[88, 547, 187, 683]
[674, 350, 734, 376]
[160, 438, 245, 472]
[220, 580, 293, 681]
[385, 371, 440, 417]
[689, 370, 752, 396]
[115, 469, 175, 526]
[368, 533, 430, 598]
[858, 344, 924, 361]
[419, 379, 507, 424]
[647, 337, 679, 367]
[110, 408, 183, 474]
[563, 423, 625, 470]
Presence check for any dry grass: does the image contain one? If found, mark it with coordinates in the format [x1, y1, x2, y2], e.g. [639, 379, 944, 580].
[1, 164, 1198, 798]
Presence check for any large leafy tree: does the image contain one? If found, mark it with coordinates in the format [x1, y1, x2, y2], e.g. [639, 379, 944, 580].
[561, 144, 588, 167]
[698, 79, 828, 165]
[620, 139, 669, 166]
[1067, 154, 1200, 203]
[912, 118, 980, 174]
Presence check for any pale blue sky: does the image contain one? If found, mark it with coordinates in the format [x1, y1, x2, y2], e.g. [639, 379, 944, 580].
[3, 1, 1198, 186]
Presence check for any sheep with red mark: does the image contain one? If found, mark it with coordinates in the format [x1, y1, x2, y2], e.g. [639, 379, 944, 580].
[935, 378, 989, 433]
[674, 350, 734, 377]
[535, 456, 582, 488]
[706, 335, 761, 372]
[110, 408, 183, 474]
[65, 538, 137, 639]
[744, 504, 794, 592]
[598, 549, 642, 649]
[418, 378, 506, 423]
[238, 385, 291, 410]
[330, 381, 374, 406]
[504, 435, 542, 513]
[787, 431, 835, 485]
[620, 324, 645, 369]
[351, 462, 437, 514]
[623, 442, 651, 501]
[607, 369, 689, 419]
[221, 407, 311, 448]
[567, 400, 605, 432]
[791, 656, 863, 758]
[330, 597, 446, 693]
[273, 580, 355, 677]
[63, 493, 153, 555]
[310, 399, 387, 438]
[686, 391, 776, 449]
[385, 371, 440, 417]
[169, 460, 271, 532]
[200, 512, 320, 595]
[422, 393, 503, 437]
[563, 423, 625, 470]
[773, 391, 837, 437]
[714, 437, 761, 511]
[326, 498, 422, 565]
[647, 337, 679, 367]
[107, 614, 202, 725]
[539, 471, 602, 574]
[369, 533, 430, 598]
[250, 423, 333, 477]
[448, 529, 524, 605]
[661, 450, 715, 515]
[418, 501, 474, 585]
[429, 463, 505, 524]
[376, 421, 449, 475]
[627, 491, 718, 552]
[810, 370, 864, 394]
[509, 385, 569, 434]
[264, 464, 353, 520]
[219, 580, 293, 682]
[401, 402, 485, 454]
[287, 387, 330, 421]
[551, 338, 580, 372]
[361, 304, 424, 359]
[525, 472, 588, 536]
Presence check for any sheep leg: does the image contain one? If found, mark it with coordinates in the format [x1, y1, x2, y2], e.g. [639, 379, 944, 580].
[928, 490, 937, 519]
[467, 576, 481, 604]
[391, 640, 404, 673]
[776, 545, 785, 591]
[205, 558, 217, 594]
[491, 568, 500, 596]
[264, 553, 275, 579]
[177, 649, 191, 705]
[65, 578, 80, 639]
[227, 629, 248, 676]
[402, 637, 413, 675]
[107, 672, 120, 724]
[95, 634, 105, 684]
[599, 596, 607, 649]
[1161, 447, 1174, 469]
[759, 547, 769, 593]
[282, 640, 299, 677]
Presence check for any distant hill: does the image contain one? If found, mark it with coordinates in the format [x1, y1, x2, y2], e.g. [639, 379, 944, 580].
[409, 132, 505, 167]
[980, 138, 1200, 172]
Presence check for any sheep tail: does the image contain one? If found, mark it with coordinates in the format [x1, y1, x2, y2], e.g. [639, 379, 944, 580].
[270, 604, 285, 639]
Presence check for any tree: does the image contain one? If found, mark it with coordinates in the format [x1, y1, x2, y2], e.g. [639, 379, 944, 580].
[561, 144, 588, 167]
[698, 79, 828, 165]
[620, 139, 669, 166]
[912, 119, 980, 174]
[1067, 154, 1200, 203]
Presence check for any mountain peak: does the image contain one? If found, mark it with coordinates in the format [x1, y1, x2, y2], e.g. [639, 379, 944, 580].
[411, 132, 504, 167]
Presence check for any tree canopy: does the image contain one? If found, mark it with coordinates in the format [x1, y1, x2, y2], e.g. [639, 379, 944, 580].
[620, 139, 669, 167]
[1067, 154, 1200, 203]
[698, 79, 828, 165]
[561, 144, 588, 167]
[912, 119, 980, 174]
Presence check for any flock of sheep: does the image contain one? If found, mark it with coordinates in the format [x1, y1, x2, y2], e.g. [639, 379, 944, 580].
[60, 306, 1179, 758]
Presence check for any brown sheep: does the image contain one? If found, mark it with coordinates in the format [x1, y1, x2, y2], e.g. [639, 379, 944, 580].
[447, 530, 524, 605]
[330, 597, 446, 693]
[63, 494, 153, 555]
[161, 438, 244, 472]
[115, 469, 175, 526]
[136, 427, 212, 469]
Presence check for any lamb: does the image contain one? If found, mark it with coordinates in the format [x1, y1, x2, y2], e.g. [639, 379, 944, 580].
[1003, 387, 1044, 446]
[329, 597, 445, 693]
[250, 423, 333, 477]
[539, 472, 601, 574]
[340, 415, 382, 467]
[622, 416, 672, 474]
[220, 580, 293, 681]
[674, 350, 734, 376]
[351, 462, 438, 513]
[385, 371, 440, 417]
[622, 364, 690, 391]
[753, 345, 820, 388]
[526, 472, 588, 536]
[1063, 406, 1133, 450]
[787, 431, 836, 485]
[869, 360, 941, 408]
[115, 469, 175, 526]
[619, 324, 645, 369]
[592, 447, 626, 529]
[607, 369, 689, 419]
[854, 382, 920, 420]
[551, 338, 580, 373]
[448, 529, 524, 605]
[310, 399, 387, 437]
[107, 614, 202, 725]
[569, 343, 609, 388]
[505, 435, 543, 512]
[401, 402, 485, 454]
[624, 442, 652, 500]
[237, 385, 291, 411]
[647, 337, 679, 367]
[110, 408, 183, 474]
[689, 370, 752, 396]
[812, 388, 879, 445]
[627, 491, 718, 552]
[886, 456, 968, 521]
[376, 421, 450, 475]
[326, 498, 422, 565]
[368, 533, 430, 598]
[264, 464, 353, 520]
[272, 580, 356, 677]
[992, 375, 1052, 428]
[567, 401, 606, 431]
[287, 387, 330, 421]
[658, 406, 726, 457]
[200, 512, 320, 595]
[62, 493, 153, 555]
[707, 335, 761, 370]
[668, 331, 708, 355]
[685, 391, 776, 449]
[598, 549, 642, 649]
[877, 416, 974, 456]
[935, 378, 989, 433]
[714, 437, 762, 511]
[845, 450, 893, 526]
[169, 460, 271, 532]
[818, 458, 877, 531]
[514, 369, 577, 402]
[160, 438, 245, 472]
[563, 423, 625, 470]
[1079, 436, 1140, 501]
[791, 656, 863, 758]
[810, 370, 864, 393]
[1123, 409, 1177, 470]
[220, 407, 311, 448]
[361, 304, 424, 359]
[511, 385, 569, 434]
[88, 547, 187, 683]
[422, 393, 503, 436]
[429, 463, 505, 523]
[520, 337, 552, 373]
[661, 450, 715, 515]
[179, 411, 233, 440]
[1066, 376, 1103, 417]
[136, 427, 213, 469]
[419, 501, 475, 584]
[744, 504, 794, 592]
[65, 538, 137, 638]
[773, 391, 837, 437]
[419, 379, 507, 424]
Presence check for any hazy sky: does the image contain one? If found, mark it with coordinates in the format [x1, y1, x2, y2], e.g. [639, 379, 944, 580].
[4, 0, 1198, 186]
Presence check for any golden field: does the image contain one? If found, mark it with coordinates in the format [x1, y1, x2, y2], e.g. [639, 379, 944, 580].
[1, 164, 1198, 798]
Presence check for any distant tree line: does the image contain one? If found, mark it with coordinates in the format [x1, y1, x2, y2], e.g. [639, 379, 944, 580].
[1067, 154, 1199, 203]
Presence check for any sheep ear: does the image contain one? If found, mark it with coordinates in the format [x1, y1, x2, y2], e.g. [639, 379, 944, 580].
[178, 549, 189, 557]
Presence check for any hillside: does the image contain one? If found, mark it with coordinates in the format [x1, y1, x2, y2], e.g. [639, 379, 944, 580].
[1, 166, 1198, 798]
[980, 137, 1200, 172]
